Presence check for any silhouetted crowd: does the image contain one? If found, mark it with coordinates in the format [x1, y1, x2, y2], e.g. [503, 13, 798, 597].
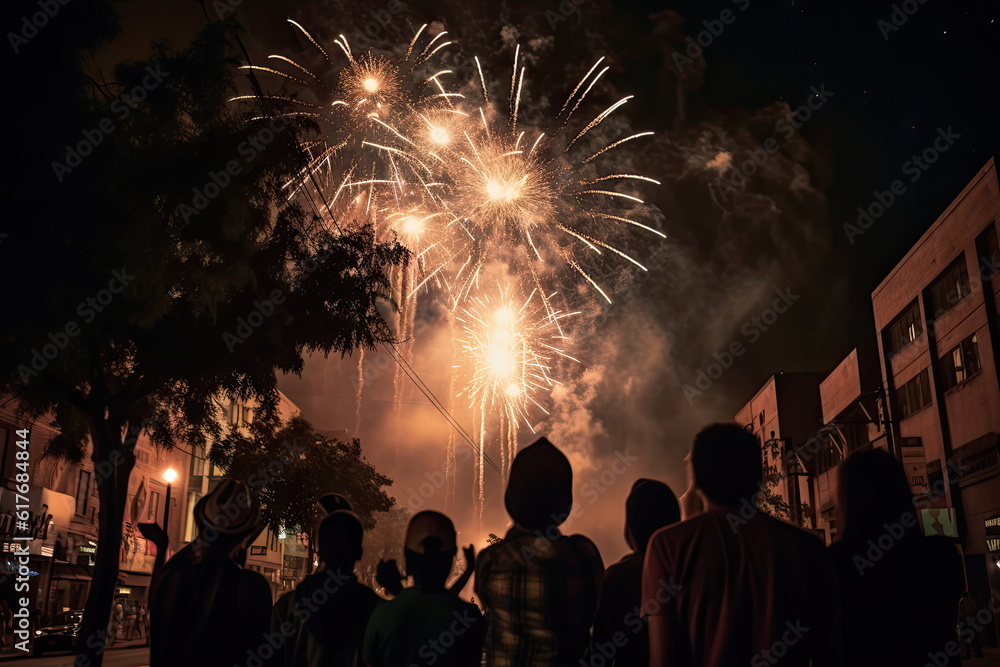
[148, 423, 970, 667]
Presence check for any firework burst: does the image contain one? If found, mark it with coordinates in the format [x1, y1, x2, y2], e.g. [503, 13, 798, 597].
[455, 282, 578, 472]
[238, 23, 664, 498]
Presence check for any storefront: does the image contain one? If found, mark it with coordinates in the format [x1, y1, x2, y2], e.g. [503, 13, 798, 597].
[0, 486, 75, 618]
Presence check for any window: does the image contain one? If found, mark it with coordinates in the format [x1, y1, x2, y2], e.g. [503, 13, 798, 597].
[190, 445, 207, 477]
[75, 470, 92, 516]
[976, 223, 1000, 282]
[926, 256, 971, 317]
[216, 398, 236, 426]
[184, 492, 202, 542]
[148, 491, 160, 521]
[895, 369, 933, 419]
[884, 300, 923, 357]
[940, 334, 982, 390]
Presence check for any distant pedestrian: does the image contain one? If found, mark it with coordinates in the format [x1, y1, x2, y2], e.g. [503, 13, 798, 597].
[124, 600, 137, 639]
[959, 592, 983, 659]
[594, 478, 680, 667]
[476, 437, 605, 667]
[644, 423, 842, 667]
[364, 511, 486, 667]
[271, 510, 379, 667]
[149, 478, 272, 667]
[127, 601, 143, 639]
[830, 449, 964, 667]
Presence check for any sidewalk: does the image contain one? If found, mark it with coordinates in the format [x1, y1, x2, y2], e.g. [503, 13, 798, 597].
[969, 648, 1000, 665]
[0, 637, 148, 661]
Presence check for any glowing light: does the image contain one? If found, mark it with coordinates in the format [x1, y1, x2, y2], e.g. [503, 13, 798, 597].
[706, 151, 732, 171]
[258, 25, 661, 486]
[163, 468, 178, 484]
[485, 178, 522, 202]
[430, 126, 450, 144]
[399, 215, 424, 238]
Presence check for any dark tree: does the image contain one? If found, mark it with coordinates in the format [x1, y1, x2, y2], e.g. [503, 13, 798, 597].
[209, 414, 395, 561]
[0, 9, 407, 665]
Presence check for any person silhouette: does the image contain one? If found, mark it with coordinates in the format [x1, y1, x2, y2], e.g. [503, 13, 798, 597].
[829, 448, 964, 667]
[593, 479, 680, 667]
[149, 478, 272, 667]
[271, 510, 379, 666]
[644, 423, 842, 667]
[363, 511, 485, 667]
[475, 437, 604, 667]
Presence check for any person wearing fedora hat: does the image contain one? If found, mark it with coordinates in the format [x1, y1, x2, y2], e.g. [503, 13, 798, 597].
[149, 478, 272, 667]
[363, 511, 486, 667]
[474, 437, 604, 667]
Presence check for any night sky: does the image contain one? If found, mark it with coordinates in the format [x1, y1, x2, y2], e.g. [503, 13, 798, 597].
[49, 0, 1000, 556]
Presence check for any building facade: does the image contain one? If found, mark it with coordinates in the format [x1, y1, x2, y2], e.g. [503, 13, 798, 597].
[734, 372, 826, 530]
[738, 158, 1000, 644]
[872, 157, 1000, 636]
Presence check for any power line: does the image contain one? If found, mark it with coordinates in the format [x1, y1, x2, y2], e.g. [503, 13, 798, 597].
[234, 36, 502, 477]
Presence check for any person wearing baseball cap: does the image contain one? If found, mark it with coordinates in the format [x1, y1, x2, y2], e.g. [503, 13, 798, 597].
[149, 478, 272, 667]
[363, 511, 486, 667]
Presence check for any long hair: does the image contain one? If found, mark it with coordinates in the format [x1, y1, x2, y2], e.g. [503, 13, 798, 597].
[837, 448, 922, 547]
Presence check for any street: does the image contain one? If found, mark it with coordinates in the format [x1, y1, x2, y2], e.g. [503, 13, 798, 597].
[0, 645, 148, 666]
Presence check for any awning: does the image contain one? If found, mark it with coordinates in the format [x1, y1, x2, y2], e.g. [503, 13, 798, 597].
[51, 563, 92, 581]
[118, 571, 152, 587]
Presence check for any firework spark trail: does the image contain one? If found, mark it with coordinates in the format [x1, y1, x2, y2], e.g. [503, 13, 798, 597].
[354, 347, 365, 437]
[250, 24, 661, 492]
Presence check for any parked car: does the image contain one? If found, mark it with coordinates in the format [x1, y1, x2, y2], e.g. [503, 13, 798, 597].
[33, 610, 83, 656]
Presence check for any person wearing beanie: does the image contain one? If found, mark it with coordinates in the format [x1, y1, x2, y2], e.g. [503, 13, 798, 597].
[475, 437, 605, 667]
[149, 478, 272, 667]
[271, 510, 379, 667]
[593, 479, 680, 667]
[363, 510, 486, 667]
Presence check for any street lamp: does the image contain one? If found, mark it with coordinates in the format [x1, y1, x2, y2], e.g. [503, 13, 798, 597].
[162, 468, 176, 542]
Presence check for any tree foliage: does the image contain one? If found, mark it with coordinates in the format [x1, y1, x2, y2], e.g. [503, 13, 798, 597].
[210, 415, 395, 537]
[0, 8, 407, 664]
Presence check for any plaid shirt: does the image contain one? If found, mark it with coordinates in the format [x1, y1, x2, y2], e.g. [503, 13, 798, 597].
[475, 525, 604, 667]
